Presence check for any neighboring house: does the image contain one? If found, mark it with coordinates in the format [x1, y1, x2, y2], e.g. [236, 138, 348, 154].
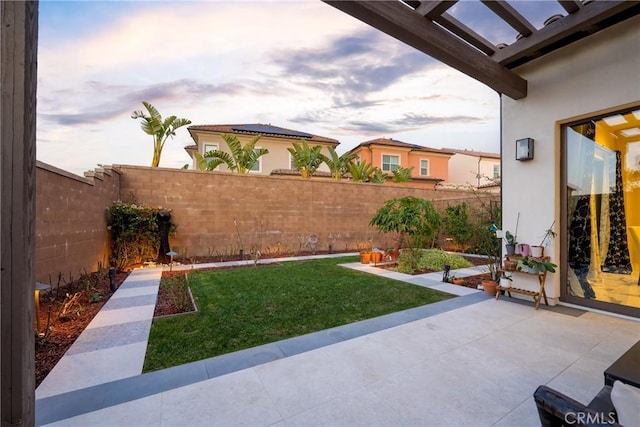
[185, 124, 339, 175]
[443, 148, 501, 189]
[331, 1, 640, 317]
[348, 138, 454, 188]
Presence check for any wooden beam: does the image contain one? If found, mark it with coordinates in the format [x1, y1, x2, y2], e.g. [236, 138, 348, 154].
[481, 0, 537, 37]
[323, 0, 527, 99]
[493, 0, 640, 67]
[0, 1, 38, 426]
[558, 0, 581, 14]
[437, 12, 496, 55]
[415, 1, 457, 19]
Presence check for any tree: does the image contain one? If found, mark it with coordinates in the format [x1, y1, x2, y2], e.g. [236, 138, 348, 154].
[370, 196, 441, 248]
[203, 134, 268, 174]
[347, 159, 380, 182]
[288, 139, 324, 178]
[131, 101, 192, 167]
[370, 196, 442, 272]
[322, 147, 357, 180]
[391, 166, 414, 183]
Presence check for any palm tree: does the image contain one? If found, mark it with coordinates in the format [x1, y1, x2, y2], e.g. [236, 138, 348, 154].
[347, 159, 380, 182]
[322, 147, 357, 180]
[391, 166, 414, 183]
[131, 101, 191, 167]
[288, 139, 324, 178]
[204, 134, 268, 174]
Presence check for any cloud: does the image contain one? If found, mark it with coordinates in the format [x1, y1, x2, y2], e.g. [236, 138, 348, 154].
[271, 29, 437, 98]
[39, 79, 246, 126]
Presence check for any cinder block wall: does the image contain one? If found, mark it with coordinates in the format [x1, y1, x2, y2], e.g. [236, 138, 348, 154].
[35, 162, 120, 284]
[117, 165, 495, 259]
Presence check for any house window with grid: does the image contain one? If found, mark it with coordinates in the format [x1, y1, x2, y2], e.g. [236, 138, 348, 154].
[382, 154, 400, 172]
[203, 143, 218, 155]
[493, 165, 500, 179]
[420, 159, 429, 176]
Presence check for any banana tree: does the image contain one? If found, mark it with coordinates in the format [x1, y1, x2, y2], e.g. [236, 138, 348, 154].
[131, 101, 191, 167]
[322, 147, 357, 180]
[288, 139, 324, 178]
[204, 134, 268, 174]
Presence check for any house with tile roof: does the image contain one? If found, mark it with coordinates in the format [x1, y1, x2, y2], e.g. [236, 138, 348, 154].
[185, 124, 339, 175]
[444, 148, 501, 189]
[348, 138, 454, 188]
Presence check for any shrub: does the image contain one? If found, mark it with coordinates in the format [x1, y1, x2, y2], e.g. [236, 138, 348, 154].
[443, 203, 473, 251]
[397, 249, 472, 274]
[107, 201, 171, 270]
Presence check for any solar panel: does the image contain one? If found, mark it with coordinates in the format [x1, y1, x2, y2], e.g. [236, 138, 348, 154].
[231, 124, 313, 139]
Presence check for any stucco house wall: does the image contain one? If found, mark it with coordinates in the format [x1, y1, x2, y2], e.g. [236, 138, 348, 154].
[188, 125, 338, 175]
[350, 138, 452, 187]
[501, 15, 640, 304]
[446, 151, 500, 188]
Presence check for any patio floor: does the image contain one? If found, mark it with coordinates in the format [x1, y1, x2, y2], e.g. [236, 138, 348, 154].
[36, 254, 640, 426]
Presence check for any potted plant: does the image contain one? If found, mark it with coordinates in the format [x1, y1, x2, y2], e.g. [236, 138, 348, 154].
[518, 256, 557, 274]
[531, 221, 556, 257]
[503, 256, 518, 271]
[499, 273, 513, 288]
[449, 274, 465, 285]
[358, 240, 372, 264]
[504, 230, 517, 256]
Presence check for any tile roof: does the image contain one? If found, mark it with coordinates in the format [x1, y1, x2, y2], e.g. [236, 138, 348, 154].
[188, 124, 339, 145]
[351, 138, 455, 155]
[444, 148, 500, 159]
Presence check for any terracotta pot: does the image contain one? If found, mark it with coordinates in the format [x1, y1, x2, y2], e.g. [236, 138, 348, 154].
[482, 280, 498, 296]
[503, 260, 517, 271]
[371, 252, 382, 264]
[360, 252, 371, 264]
[453, 278, 465, 285]
[387, 249, 400, 261]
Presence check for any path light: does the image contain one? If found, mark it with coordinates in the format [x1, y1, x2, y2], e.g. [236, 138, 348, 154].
[35, 282, 51, 336]
[442, 265, 451, 283]
[167, 251, 178, 272]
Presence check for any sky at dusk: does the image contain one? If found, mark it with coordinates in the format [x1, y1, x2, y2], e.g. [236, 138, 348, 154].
[37, 1, 564, 175]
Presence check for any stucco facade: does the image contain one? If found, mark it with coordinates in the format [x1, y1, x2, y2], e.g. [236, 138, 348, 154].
[501, 15, 640, 313]
[186, 124, 339, 175]
[349, 138, 453, 188]
[444, 149, 501, 189]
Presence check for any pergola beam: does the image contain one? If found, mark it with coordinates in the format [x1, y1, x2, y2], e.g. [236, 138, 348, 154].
[492, 0, 640, 67]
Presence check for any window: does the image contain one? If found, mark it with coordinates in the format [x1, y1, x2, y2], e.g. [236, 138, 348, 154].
[289, 153, 296, 170]
[382, 154, 400, 171]
[250, 149, 262, 172]
[420, 159, 429, 176]
[203, 143, 218, 155]
[493, 165, 500, 179]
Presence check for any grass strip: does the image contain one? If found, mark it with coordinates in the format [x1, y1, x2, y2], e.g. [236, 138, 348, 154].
[143, 256, 453, 372]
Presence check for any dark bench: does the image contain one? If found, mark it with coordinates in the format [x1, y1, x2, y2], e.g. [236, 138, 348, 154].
[534, 340, 640, 427]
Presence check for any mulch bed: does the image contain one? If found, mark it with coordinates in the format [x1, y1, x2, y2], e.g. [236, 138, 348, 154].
[35, 270, 129, 387]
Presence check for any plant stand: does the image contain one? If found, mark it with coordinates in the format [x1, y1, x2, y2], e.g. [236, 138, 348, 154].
[496, 269, 549, 310]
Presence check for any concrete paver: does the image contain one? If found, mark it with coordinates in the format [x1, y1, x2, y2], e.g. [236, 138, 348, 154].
[35, 255, 640, 426]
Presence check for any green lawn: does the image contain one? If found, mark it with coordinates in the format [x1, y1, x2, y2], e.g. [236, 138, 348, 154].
[143, 256, 453, 372]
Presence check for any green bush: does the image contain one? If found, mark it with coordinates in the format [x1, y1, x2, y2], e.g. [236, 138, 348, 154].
[397, 249, 472, 274]
[443, 203, 473, 250]
[107, 201, 171, 270]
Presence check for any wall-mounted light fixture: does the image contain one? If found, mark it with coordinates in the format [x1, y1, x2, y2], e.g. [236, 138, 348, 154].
[516, 138, 534, 161]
